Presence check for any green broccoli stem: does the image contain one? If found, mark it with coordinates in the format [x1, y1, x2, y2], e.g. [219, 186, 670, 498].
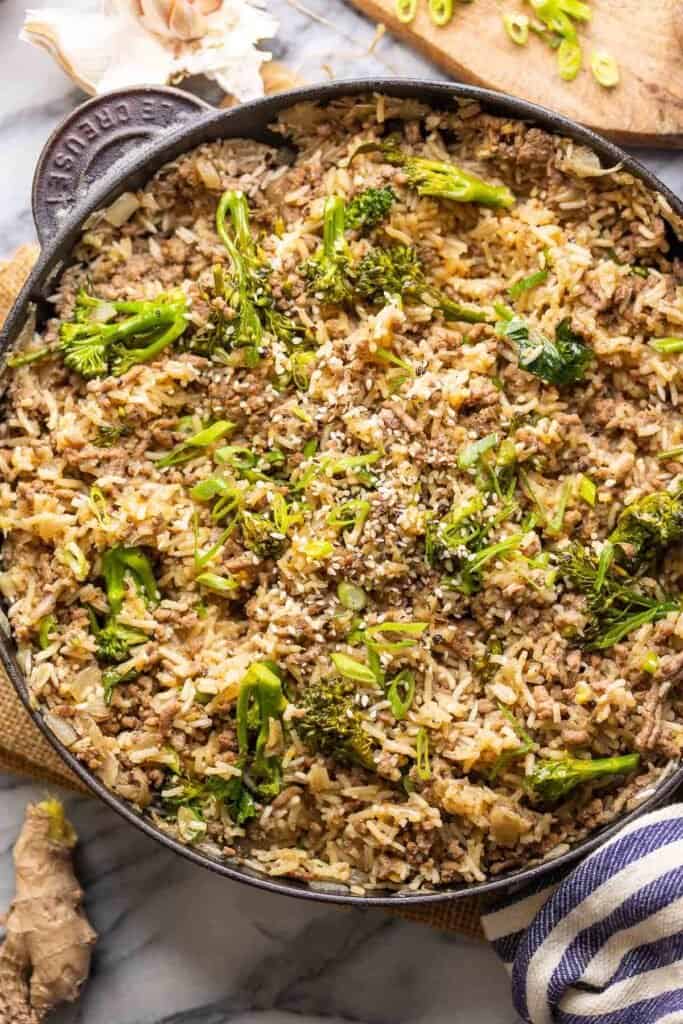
[102, 307, 177, 342]
[102, 546, 160, 616]
[432, 293, 492, 324]
[304, 196, 353, 305]
[237, 662, 287, 797]
[351, 140, 515, 209]
[529, 752, 640, 801]
[216, 190, 252, 289]
[6, 343, 60, 369]
[406, 157, 515, 208]
[111, 316, 187, 376]
[322, 195, 347, 259]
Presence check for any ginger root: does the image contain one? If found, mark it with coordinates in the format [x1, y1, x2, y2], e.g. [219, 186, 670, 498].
[0, 799, 96, 1023]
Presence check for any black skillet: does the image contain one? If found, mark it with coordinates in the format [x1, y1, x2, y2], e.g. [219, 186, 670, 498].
[2, 79, 682, 906]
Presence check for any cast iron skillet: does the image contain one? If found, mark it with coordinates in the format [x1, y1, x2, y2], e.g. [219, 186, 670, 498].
[3, 79, 683, 906]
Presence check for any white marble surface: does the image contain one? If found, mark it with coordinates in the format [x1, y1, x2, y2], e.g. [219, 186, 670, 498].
[0, 2, 681, 1021]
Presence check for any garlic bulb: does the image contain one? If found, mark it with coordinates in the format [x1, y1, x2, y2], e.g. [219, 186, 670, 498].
[21, 0, 277, 101]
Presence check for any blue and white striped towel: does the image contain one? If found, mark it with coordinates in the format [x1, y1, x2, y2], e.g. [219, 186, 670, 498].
[481, 804, 683, 1024]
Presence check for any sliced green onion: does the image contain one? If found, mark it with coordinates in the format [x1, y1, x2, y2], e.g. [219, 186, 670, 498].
[503, 12, 529, 45]
[290, 350, 316, 390]
[88, 485, 110, 526]
[366, 621, 428, 638]
[591, 50, 619, 88]
[374, 347, 414, 374]
[303, 439, 318, 459]
[458, 432, 498, 469]
[157, 420, 235, 469]
[428, 0, 453, 26]
[547, 477, 573, 537]
[56, 541, 89, 581]
[395, 0, 417, 21]
[38, 614, 57, 650]
[177, 805, 207, 844]
[508, 267, 549, 299]
[595, 542, 614, 593]
[415, 727, 431, 780]
[291, 406, 312, 424]
[325, 451, 382, 476]
[641, 652, 660, 675]
[557, 37, 582, 80]
[177, 415, 198, 434]
[519, 467, 547, 526]
[366, 644, 384, 684]
[578, 475, 597, 506]
[365, 620, 429, 653]
[650, 337, 683, 354]
[193, 511, 237, 569]
[494, 302, 515, 323]
[303, 539, 334, 560]
[331, 652, 378, 685]
[658, 446, 683, 462]
[337, 582, 367, 611]
[327, 499, 370, 531]
[387, 669, 416, 720]
[195, 572, 238, 594]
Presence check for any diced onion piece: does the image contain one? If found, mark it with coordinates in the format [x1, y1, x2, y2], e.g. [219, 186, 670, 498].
[44, 711, 78, 747]
[104, 192, 141, 227]
[195, 158, 222, 190]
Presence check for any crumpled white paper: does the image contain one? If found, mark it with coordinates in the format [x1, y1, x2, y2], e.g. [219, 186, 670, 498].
[21, 0, 278, 100]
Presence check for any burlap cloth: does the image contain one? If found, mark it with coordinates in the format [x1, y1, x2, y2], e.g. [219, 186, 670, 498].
[0, 245, 483, 938]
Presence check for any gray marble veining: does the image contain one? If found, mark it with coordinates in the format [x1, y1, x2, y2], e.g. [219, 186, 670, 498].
[2, 775, 517, 1024]
[0, 2, 680, 1021]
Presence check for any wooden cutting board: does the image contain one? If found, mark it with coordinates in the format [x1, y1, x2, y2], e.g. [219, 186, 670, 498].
[348, 0, 683, 147]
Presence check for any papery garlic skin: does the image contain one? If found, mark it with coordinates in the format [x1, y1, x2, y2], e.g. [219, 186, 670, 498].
[21, 0, 276, 101]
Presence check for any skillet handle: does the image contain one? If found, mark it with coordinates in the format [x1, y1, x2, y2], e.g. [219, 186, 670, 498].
[31, 85, 211, 246]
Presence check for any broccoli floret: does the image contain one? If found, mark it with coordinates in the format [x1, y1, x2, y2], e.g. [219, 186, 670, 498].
[55, 291, 188, 378]
[527, 753, 640, 802]
[609, 491, 683, 570]
[353, 245, 423, 303]
[236, 661, 288, 799]
[427, 494, 520, 594]
[303, 195, 354, 305]
[109, 315, 188, 377]
[161, 773, 256, 825]
[353, 244, 490, 322]
[59, 325, 110, 377]
[357, 139, 515, 209]
[102, 665, 139, 704]
[215, 191, 306, 363]
[558, 542, 678, 649]
[87, 609, 149, 664]
[345, 187, 395, 232]
[298, 677, 375, 769]
[503, 315, 593, 387]
[240, 509, 287, 559]
[87, 546, 160, 673]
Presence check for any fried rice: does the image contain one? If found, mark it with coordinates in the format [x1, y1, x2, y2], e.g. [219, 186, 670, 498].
[2, 94, 683, 894]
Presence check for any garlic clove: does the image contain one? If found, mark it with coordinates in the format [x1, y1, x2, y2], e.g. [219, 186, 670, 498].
[197, 0, 222, 14]
[21, 0, 277, 101]
[168, 0, 208, 41]
[136, 0, 175, 39]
